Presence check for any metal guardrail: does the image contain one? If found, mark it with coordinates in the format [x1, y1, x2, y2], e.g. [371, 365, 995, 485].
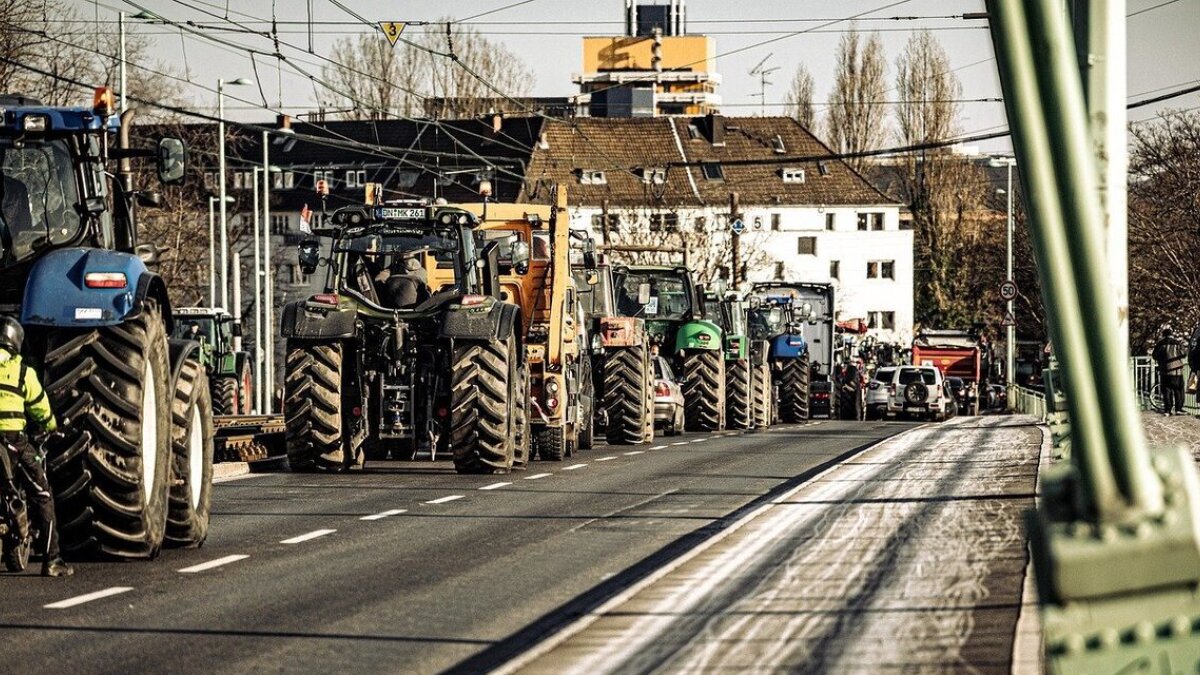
[1129, 355, 1197, 413]
[1008, 383, 1046, 420]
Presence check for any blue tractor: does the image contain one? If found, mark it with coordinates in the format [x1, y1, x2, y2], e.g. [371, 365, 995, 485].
[1, 91, 212, 558]
[747, 294, 811, 423]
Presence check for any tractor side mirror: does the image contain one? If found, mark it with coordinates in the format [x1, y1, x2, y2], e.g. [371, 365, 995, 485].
[585, 270, 599, 286]
[510, 240, 531, 275]
[636, 282, 653, 307]
[134, 243, 160, 265]
[297, 239, 321, 275]
[231, 322, 243, 338]
[156, 137, 187, 185]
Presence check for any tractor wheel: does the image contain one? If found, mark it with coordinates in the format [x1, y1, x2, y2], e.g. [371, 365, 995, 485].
[165, 356, 214, 548]
[284, 341, 345, 472]
[44, 299, 173, 558]
[753, 362, 772, 430]
[578, 359, 595, 450]
[839, 366, 863, 421]
[604, 345, 649, 445]
[683, 349, 725, 432]
[779, 356, 811, 423]
[726, 359, 753, 430]
[450, 338, 515, 474]
[238, 361, 253, 415]
[211, 377, 237, 416]
[642, 362, 655, 443]
[512, 363, 531, 469]
[535, 426, 566, 462]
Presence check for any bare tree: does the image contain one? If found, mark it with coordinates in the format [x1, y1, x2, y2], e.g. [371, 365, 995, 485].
[826, 27, 888, 171]
[784, 63, 816, 131]
[894, 30, 960, 146]
[603, 210, 770, 286]
[322, 21, 535, 120]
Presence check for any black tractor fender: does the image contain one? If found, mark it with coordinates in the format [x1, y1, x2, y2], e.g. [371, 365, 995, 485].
[440, 301, 522, 343]
[133, 272, 175, 334]
[280, 300, 358, 340]
[167, 338, 201, 388]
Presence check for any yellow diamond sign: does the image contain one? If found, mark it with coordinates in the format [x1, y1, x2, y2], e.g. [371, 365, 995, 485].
[378, 21, 406, 46]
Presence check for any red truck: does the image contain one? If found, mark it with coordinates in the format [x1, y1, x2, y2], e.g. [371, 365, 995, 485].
[912, 330, 990, 415]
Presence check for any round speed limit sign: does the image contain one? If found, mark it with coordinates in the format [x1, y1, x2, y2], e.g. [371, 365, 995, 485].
[1000, 280, 1018, 302]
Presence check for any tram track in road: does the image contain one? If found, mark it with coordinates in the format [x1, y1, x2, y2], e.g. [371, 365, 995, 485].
[0, 420, 914, 674]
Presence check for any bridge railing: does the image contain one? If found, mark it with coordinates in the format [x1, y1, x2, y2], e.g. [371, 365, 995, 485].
[1129, 355, 1197, 413]
[1008, 383, 1046, 420]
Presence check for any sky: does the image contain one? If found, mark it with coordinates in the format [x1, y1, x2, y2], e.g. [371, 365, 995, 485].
[65, 0, 1200, 154]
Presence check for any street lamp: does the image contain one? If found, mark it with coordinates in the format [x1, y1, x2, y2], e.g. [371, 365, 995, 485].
[217, 77, 251, 312]
[207, 195, 235, 307]
[989, 155, 1017, 389]
[252, 165, 282, 414]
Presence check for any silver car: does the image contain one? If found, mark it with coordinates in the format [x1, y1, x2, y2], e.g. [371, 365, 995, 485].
[887, 366, 952, 422]
[865, 367, 896, 420]
[653, 356, 685, 436]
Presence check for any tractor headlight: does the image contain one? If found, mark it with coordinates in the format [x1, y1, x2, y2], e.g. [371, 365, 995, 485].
[22, 114, 49, 133]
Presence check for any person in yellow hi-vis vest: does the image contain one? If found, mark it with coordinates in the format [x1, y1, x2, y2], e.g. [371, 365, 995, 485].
[0, 316, 72, 576]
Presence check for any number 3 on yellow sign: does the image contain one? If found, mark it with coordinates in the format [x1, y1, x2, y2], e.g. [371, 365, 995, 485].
[378, 21, 406, 46]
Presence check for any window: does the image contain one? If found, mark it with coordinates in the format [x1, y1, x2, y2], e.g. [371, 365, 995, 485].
[694, 216, 707, 231]
[271, 214, 290, 235]
[273, 171, 296, 189]
[771, 213, 781, 231]
[774, 261, 785, 280]
[640, 167, 666, 185]
[857, 213, 869, 231]
[232, 171, 244, 190]
[871, 213, 885, 231]
[781, 167, 806, 183]
[797, 236, 817, 256]
[825, 213, 835, 231]
[859, 211, 885, 230]
[590, 213, 620, 232]
[580, 170, 607, 185]
[830, 260, 840, 280]
[315, 170, 335, 189]
[203, 171, 217, 190]
[346, 170, 358, 187]
[869, 311, 896, 330]
[649, 213, 679, 232]
[701, 162, 724, 181]
[867, 260, 895, 279]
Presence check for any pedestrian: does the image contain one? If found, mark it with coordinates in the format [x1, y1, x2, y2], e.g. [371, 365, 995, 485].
[0, 316, 72, 576]
[1153, 326, 1187, 416]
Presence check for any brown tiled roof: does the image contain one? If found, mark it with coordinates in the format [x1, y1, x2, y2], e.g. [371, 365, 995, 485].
[523, 116, 898, 208]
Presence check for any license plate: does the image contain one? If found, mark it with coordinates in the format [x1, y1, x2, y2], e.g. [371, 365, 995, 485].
[379, 207, 425, 221]
[74, 307, 102, 320]
[904, 405, 927, 412]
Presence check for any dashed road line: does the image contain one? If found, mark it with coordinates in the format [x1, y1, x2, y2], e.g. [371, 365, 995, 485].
[524, 473, 553, 480]
[595, 456, 617, 462]
[692, 437, 709, 443]
[478, 482, 512, 491]
[361, 508, 408, 520]
[651, 445, 668, 450]
[425, 495, 465, 505]
[280, 529, 336, 545]
[564, 463, 588, 471]
[177, 554, 249, 574]
[623, 451, 645, 456]
[671, 441, 689, 446]
[45, 587, 134, 609]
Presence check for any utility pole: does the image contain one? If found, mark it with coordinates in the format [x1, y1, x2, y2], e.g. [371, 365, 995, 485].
[729, 192, 740, 284]
[118, 12, 126, 114]
[262, 130, 274, 415]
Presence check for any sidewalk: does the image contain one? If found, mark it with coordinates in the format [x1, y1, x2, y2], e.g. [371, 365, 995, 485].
[513, 417, 1043, 674]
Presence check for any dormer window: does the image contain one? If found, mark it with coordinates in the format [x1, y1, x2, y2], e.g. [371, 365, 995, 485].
[701, 162, 724, 182]
[580, 169, 607, 185]
[781, 167, 806, 184]
[640, 167, 667, 185]
[772, 135, 786, 154]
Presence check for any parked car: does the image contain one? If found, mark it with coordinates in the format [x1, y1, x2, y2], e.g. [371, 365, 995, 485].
[810, 380, 835, 419]
[886, 366, 953, 421]
[653, 356, 685, 436]
[865, 367, 896, 420]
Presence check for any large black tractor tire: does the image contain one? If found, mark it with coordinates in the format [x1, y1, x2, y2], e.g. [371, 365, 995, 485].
[683, 349, 725, 432]
[726, 359, 753, 430]
[604, 345, 649, 445]
[44, 299, 173, 559]
[642, 369, 655, 443]
[578, 360, 595, 451]
[238, 361, 253, 415]
[512, 362, 531, 469]
[166, 357, 215, 548]
[284, 341, 346, 472]
[535, 426, 566, 462]
[451, 338, 515, 474]
[779, 356, 811, 423]
[211, 376, 237, 416]
[753, 362, 772, 430]
[839, 366, 864, 421]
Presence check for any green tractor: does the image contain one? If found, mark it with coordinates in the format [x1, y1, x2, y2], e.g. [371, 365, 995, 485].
[612, 265, 725, 431]
[703, 290, 762, 430]
[172, 308, 254, 416]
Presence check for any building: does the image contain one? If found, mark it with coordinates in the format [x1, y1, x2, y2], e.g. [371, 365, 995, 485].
[574, 0, 720, 117]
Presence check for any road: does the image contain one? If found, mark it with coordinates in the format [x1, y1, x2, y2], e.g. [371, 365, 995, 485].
[0, 420, 914, 674]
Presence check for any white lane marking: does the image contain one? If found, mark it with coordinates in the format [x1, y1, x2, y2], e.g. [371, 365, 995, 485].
[564, 463, 588, 471]
[671, 441, 689, 446]
[595, 456, 617, 462]
[479, 482, 512, 491]
[361, 508, 408, 520]
[651, 445, 668, 450]
[45, 587, 134, 609]
[692, 438, 709, 443]
[280, 529, 336, 545]
[524, 473, 553, 480]
[624, 451, 645, 456]
[425, 495, 465, 504]
[177, 554, 249, 574]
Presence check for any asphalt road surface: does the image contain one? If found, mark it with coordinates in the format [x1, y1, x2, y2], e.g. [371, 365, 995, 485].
[0, 420, 915, 674]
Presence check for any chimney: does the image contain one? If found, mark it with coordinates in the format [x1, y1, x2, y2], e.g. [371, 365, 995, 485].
[276, 114, 292, 131]
[706, 113, 725, 147]
[491, 113, 503, 134]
